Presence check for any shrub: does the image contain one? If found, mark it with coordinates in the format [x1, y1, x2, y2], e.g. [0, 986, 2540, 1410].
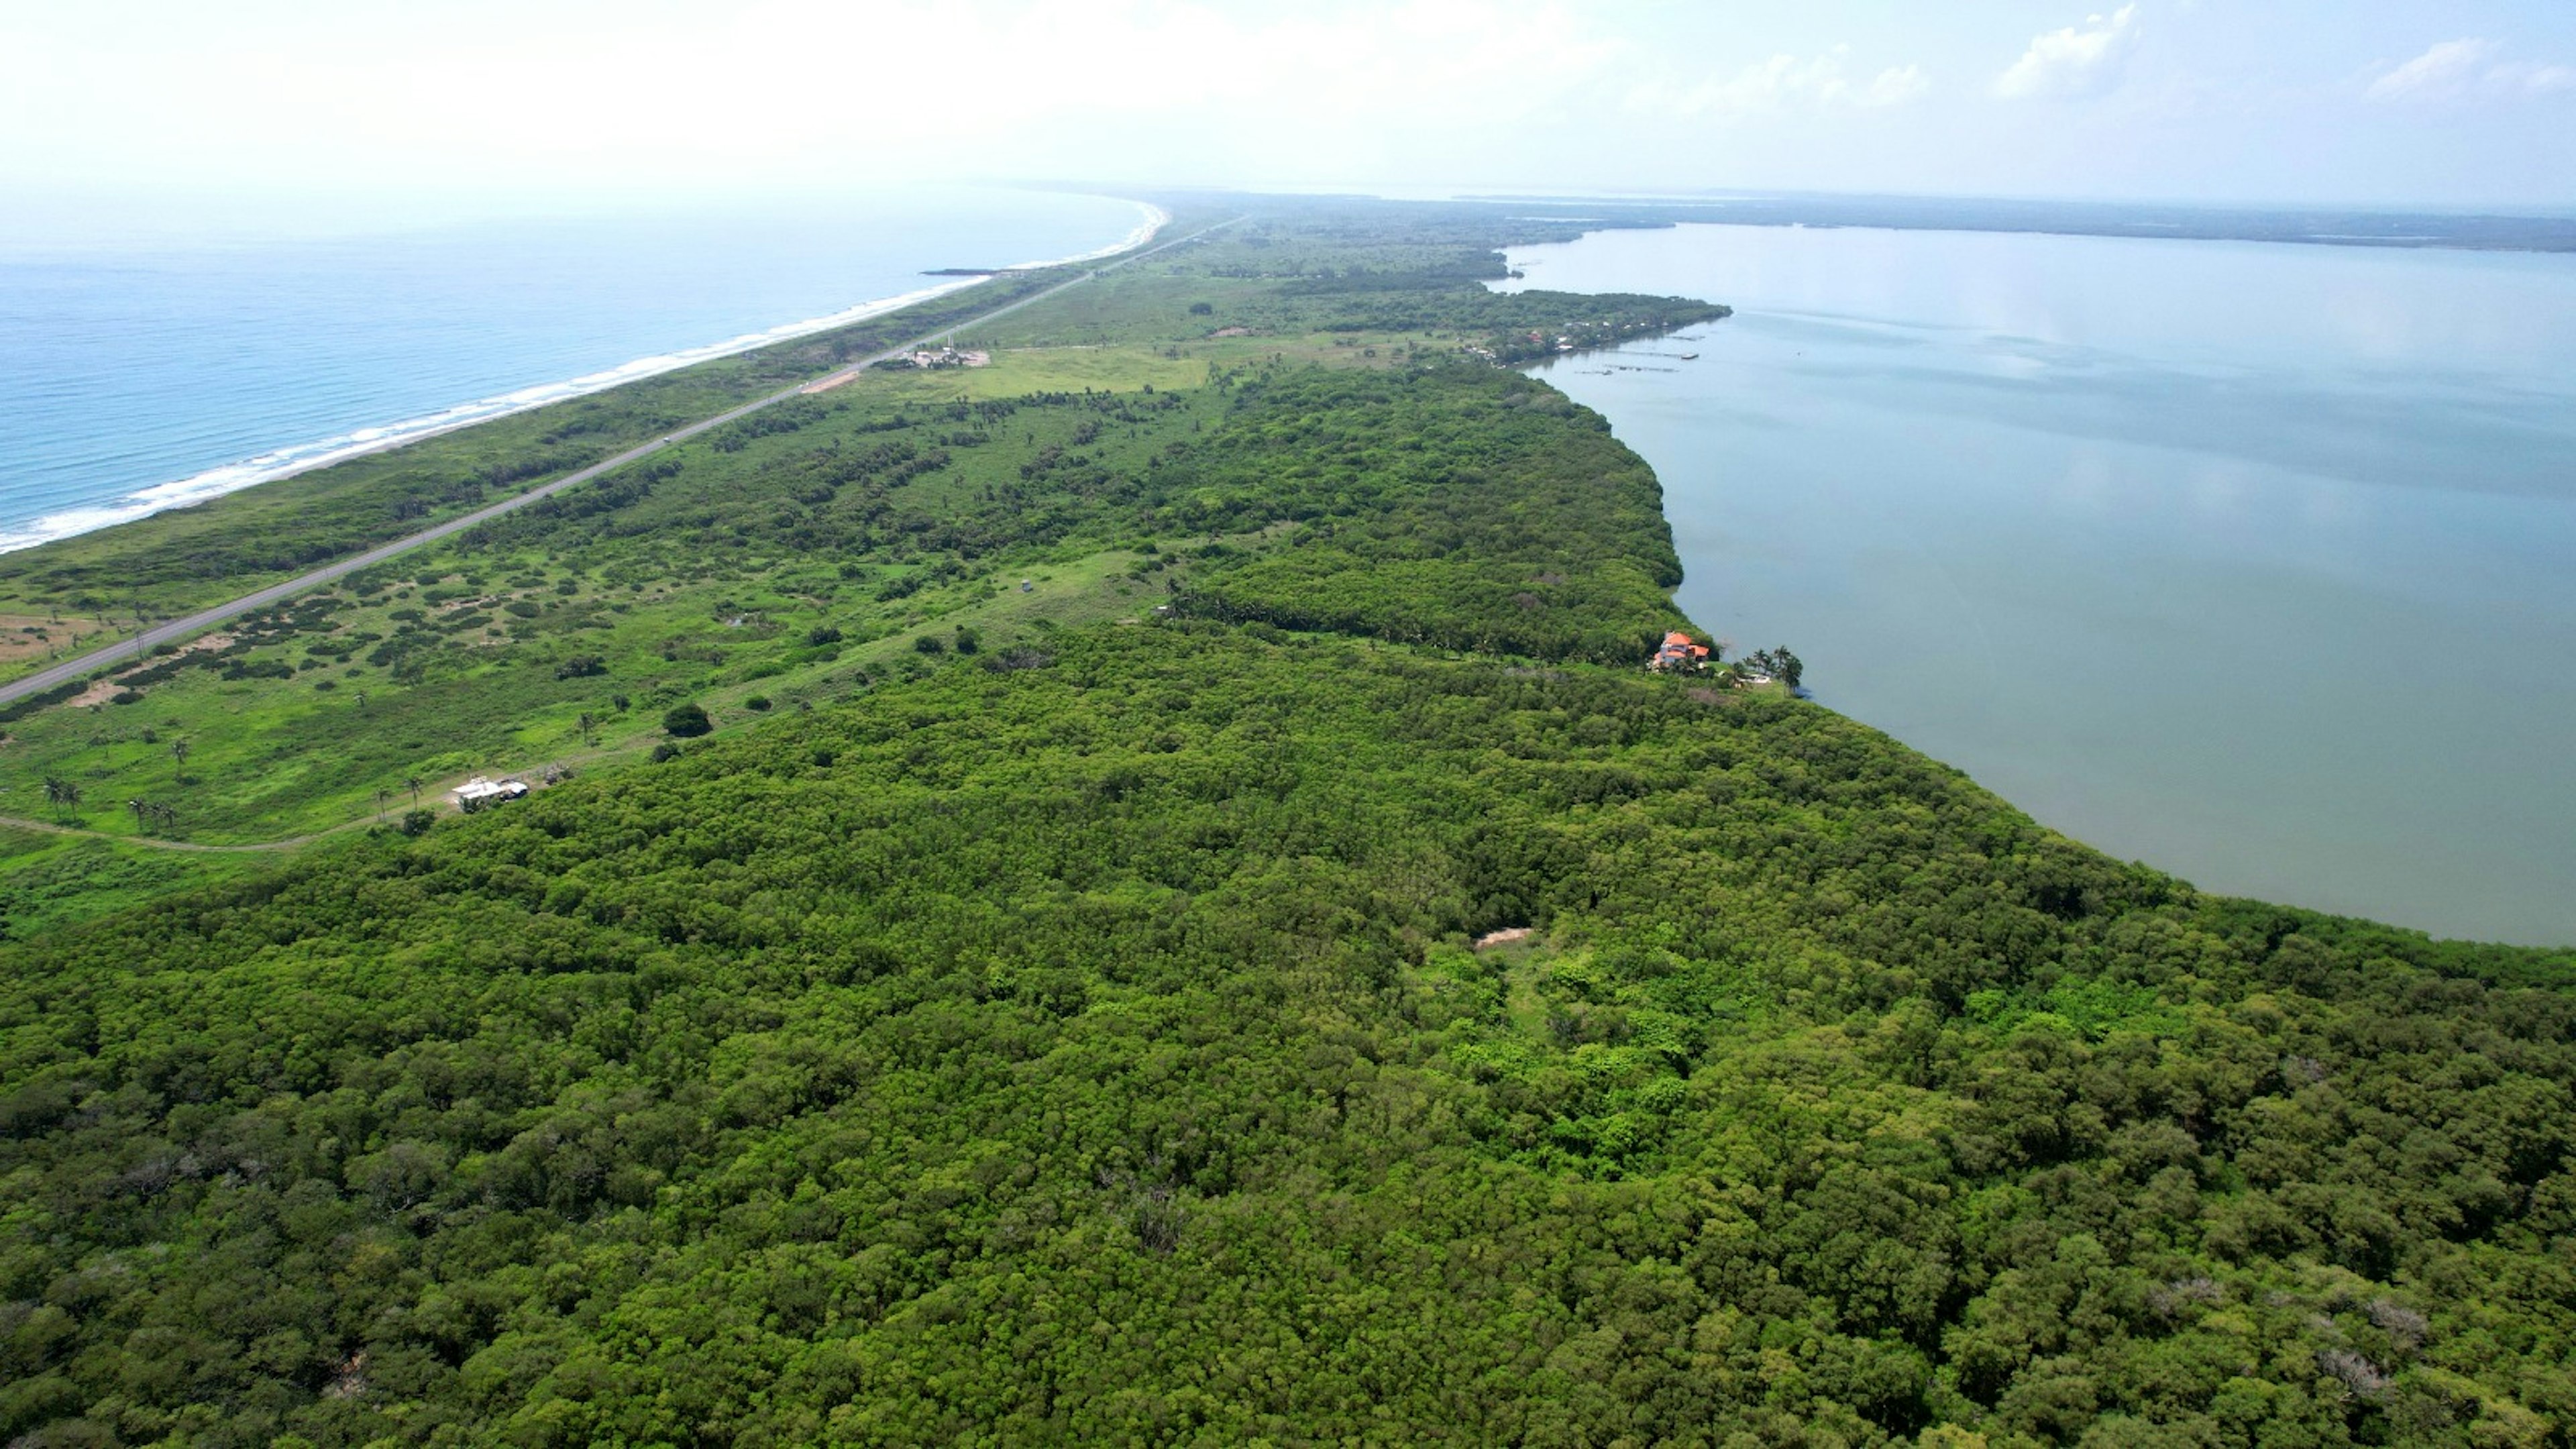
[661, 703, 712, 737]
[745, 696, 773, 712]
[398, 809, 435, 837]
[555, 655, 607, 680]
[913, 635, 947, 655]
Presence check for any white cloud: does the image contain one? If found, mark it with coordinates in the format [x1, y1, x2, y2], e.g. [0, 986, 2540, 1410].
[2365, 38, 2576, 102]
[0, 0, 1643, 195]
[1866, 65, 1934, 107]
[2367, 38, 2498, 101]
[1633, 46, 1930, 117]
[1992, 5, 2139, 101]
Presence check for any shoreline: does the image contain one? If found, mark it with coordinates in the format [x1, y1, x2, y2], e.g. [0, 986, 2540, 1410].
[0, 200, 1170, 558]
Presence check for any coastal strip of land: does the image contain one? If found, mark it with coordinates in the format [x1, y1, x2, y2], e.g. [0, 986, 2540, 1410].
[0, 215, 1226, 710]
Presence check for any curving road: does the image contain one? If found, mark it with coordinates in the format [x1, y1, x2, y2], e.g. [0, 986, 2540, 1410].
[0, 218, 1230, 710]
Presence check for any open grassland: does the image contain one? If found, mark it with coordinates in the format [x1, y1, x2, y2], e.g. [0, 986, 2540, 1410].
[0, 824, 264, 938]
[879, 347, 1213, 400]
[0, 614, 113, 674]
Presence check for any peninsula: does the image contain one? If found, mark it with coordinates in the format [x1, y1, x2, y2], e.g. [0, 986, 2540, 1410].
[1, 193, 2569, 1447]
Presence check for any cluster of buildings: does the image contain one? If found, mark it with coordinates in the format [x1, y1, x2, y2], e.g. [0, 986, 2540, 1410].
[890, 345, 991, 370]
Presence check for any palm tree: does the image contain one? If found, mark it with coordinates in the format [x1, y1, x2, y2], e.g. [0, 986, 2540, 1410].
[128, 798, 148, 830]
[170, 738, 190, 784]
[406, 775, 423, 807]
[374, 787, 391, 822]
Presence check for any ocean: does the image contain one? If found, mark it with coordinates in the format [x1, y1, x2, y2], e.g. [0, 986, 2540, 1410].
[0, 185, 1159, 553]
[1499, 222, 2576, 947]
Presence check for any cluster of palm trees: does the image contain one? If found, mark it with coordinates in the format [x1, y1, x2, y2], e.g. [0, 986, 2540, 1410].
[375, 775, 426, 821]
[126, 798, 178, 833]
[38, 735, 199, 833]
[40, 776, 81, 818]
[40, 777, 181, 835]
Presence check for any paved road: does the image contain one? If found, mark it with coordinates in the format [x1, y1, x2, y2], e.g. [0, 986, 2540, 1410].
[1, 219, 1231, 710]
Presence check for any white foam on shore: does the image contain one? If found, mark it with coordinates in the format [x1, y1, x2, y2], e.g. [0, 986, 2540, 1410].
[0, 199, 1169, 557]
[1010, 201, 1168, 269]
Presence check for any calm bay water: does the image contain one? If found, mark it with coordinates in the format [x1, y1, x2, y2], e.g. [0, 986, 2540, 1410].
[0, 186, 1155, 551]
[1500, 223, 2576, 947]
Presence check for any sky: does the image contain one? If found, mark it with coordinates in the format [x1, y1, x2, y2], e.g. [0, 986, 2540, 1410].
[3, 0, 2571, 225]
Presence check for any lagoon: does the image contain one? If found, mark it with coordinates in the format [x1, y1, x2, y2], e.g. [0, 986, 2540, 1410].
[1500, 223, 2576, 946]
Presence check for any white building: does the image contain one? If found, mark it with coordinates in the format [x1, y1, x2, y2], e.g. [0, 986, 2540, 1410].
[452, 776, 529, 812]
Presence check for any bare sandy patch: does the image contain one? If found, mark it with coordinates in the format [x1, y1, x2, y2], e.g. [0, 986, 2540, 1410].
[54, 632, 235, 710]
[0, 614, 106, 668]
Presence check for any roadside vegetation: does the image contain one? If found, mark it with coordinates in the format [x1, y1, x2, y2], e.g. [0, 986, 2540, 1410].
[1, 195, 2569, 1447]
[0, 264, 1103, 653]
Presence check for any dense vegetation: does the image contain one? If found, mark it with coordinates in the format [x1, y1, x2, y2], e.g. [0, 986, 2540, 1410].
[0, 201, 1722, 867]
[2, 195, 2571, 1446]
[1166, 366, 1686, 661]
[7, 627, 2573, 1446]
[0, 267, 1089, 633]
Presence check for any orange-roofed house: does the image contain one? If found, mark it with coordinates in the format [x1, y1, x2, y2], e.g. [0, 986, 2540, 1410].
[1649, 631, 1711, 672]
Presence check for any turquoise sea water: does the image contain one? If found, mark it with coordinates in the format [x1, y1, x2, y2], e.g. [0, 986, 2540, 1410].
[1499, 223, 2576, 947]
[0, 186, 1155, 551]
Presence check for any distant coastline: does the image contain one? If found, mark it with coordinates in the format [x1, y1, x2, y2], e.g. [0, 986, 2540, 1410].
[0, 200, 1169, 557]
[1457, 191, 2576, 254]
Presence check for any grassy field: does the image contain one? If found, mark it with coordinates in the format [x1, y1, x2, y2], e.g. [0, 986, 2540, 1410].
[0, 824, 268, 938]
[879, 346, 1213, 400]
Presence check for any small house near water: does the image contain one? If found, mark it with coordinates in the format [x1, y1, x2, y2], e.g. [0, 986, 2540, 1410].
[1649, 631, 1711, 673]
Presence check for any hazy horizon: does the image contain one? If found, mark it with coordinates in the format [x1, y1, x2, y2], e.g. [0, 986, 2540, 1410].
[5, 2, 2569, 223]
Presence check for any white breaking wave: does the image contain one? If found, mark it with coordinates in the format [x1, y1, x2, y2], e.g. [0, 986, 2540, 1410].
[0, 199, 1168, 556]
[1010, 202, 1169, 269]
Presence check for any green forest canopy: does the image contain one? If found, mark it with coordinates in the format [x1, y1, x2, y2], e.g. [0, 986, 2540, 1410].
[1, 195, 2571, 1448]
